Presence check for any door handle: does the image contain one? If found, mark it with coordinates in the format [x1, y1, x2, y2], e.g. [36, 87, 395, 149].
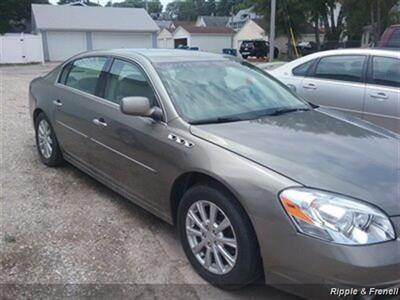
[302, 83, 317, 90]
[93, 118, 107, 127]
[370, 92, 388, 100]
[53, 99, 63, 107]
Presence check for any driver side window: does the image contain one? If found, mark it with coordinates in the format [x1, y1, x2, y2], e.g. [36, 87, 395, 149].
[104, 59, 156, 106]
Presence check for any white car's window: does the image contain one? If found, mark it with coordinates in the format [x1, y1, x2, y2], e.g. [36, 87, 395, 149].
[314, 55, 366, 83]
[371, 56, 400, 88]
[156, 60, 309, 123]
[65, 57, 107, 95]
[104, 59, 155, 105]
[292, 59, 315, 76]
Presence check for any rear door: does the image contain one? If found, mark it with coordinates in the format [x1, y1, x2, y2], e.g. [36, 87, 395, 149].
[53, 56, 108, 164]
[301, 55, 367, 118]
[364, 55, 400, 133]
[282, 59, 316, 96]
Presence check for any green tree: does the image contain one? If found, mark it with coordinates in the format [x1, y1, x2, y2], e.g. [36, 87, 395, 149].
[0, 0, 49, 34]
[165, 0, 217, 21]
[57, 0, 100, 4]
[215, 0, 249, 16]
[251, 0, 309, 57]
[344, 0, 397, 42]
[107, 0, 163, 15]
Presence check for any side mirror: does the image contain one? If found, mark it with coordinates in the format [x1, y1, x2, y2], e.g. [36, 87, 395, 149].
[286, 84, 297, 93]
[120, 96, 163, 121]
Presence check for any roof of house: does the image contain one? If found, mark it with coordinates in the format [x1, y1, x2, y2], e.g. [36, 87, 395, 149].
[199, 16, 230, 27]
[155, 20, 172, 30]
[65, 1, 87, 6]
[171, 21, 195, 28]
[230, 6, 260, 24]
[32, 4, 159, 32]
[252, 18, 268, 31]
[179, 25, 235, 35]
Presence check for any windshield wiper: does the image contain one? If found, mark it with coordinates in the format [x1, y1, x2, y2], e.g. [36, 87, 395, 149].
[266, 107, 310, 116]
[190, 116, 243, 125]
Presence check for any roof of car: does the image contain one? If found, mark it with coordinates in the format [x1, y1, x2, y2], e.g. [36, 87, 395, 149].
[96, 48, 231, 63]
[303, 48, 400, 58]
[270, 48, 399, 74]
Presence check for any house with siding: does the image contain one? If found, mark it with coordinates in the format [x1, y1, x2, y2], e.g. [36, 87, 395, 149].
[31, 4, 159, 61]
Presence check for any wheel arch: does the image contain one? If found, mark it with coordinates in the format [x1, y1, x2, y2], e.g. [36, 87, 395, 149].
[170, 170, 264, 276]
[33, 108, 44, 123]
[170, 172, 235, 225]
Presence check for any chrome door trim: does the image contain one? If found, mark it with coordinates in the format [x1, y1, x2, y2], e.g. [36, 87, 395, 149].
[302, 77, 367, 89]
[89, 138, 157, 173]
[56, 120, 89, 138]
[317, 105, 363, 115]
[362, 111, 400, 121]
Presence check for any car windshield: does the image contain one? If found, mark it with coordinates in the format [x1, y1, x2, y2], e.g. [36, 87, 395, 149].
[155, 60, 310, 124]
[242, 42, 254, 48]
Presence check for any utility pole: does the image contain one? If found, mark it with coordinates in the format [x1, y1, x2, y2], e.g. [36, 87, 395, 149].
[269, 0, 276, 61]
[145, 0, 149, 12]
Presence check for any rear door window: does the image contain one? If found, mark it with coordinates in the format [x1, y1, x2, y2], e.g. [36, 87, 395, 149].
[65, 57, 107, 95]
[292, 59, 315, 76]
[370, 56, 400, 88]
[313, 55, 366, 83]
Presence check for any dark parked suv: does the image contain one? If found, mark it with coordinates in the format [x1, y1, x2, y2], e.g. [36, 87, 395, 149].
[239, 40, 279, 59]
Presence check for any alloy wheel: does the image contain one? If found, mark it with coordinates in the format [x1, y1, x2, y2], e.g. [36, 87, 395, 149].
[37, 119, 53, 159]
[185, 200, 238, 275]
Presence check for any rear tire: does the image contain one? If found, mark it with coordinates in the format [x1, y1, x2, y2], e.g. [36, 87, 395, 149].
[242, 55, 248, 59]
[178, 184, 262, 289]
[274, 48, 279, 59]
[34, 112, 65, 167]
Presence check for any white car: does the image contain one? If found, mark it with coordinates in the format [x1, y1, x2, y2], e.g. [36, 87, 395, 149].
[269, 48, 400, 134]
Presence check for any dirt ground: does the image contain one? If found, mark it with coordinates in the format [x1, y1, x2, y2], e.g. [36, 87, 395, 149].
[0, 63, 300, 299]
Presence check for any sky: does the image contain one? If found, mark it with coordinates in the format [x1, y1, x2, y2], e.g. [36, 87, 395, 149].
[49, 0, 174, 8]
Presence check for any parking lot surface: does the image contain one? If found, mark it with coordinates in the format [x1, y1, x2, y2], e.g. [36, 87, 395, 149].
[0, 63, 300, 299]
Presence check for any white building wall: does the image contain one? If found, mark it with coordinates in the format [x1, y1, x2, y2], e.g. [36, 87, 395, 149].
[157, 29, 174, 48]
[190, 35, 232, 53]
[0, 34, 44, 64]
[92, 32, 152, 50]
[157, 37, 173, 48]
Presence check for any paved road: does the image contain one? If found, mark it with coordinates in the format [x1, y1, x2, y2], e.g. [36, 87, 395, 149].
[0, 63, 300, 299]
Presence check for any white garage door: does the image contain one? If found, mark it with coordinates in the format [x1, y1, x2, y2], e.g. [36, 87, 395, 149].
[47, 31, 87, 61]
[92, 32, 152, 50]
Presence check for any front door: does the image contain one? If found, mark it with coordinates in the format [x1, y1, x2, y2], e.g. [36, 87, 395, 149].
[53, 56, 108, 164]
[88, 58, 172, 210]
[364, 56, 400, 134]
[300, 55, 367, 118]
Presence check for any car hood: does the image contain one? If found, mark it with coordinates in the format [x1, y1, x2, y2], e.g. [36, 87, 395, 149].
[190, 109, 400, 216]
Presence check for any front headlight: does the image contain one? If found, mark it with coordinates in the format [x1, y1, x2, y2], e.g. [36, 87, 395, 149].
[280, 188, 395, 245]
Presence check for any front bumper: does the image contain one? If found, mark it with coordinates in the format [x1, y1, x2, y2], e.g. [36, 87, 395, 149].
[251, 214, 400, 299]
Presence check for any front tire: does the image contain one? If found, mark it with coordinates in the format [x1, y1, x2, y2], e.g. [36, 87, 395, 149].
[178, 184, 262, 289]
[35, 112, 65, 167]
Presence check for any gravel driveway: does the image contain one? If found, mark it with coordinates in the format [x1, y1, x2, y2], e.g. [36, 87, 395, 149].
[0, 63, 300, 300]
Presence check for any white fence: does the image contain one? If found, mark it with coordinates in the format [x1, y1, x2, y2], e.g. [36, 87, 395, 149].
[0, 33, 44, 64]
